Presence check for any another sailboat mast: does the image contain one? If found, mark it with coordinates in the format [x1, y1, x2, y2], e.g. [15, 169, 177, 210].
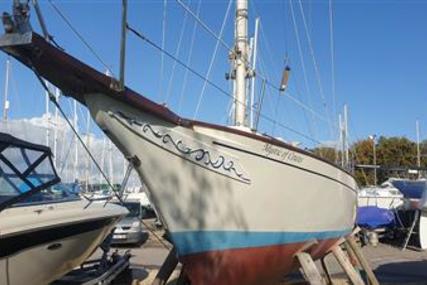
[233, 0, 249, 127]
[416, 120, 421, 169]
[3, 58, 10, 121]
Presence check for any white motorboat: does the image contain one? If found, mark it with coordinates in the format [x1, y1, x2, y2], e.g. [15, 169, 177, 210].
[0, 133, 128, 285]
[358, 183, 404, 210]
[0, 2, 358, 284]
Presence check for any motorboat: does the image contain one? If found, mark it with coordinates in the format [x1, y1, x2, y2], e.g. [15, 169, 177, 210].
[0, 2, 358, 284]
[0, 132, 128, 285]
[358, 183, 404, 210]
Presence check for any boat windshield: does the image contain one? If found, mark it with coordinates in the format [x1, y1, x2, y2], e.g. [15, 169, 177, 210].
[0, 133, 61, 212]
[15, 183, 80, 205]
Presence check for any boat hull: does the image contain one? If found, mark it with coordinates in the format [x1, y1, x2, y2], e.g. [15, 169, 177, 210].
[180, 237, 339, 285]
[0, 200, 127, 285]
[84, 93, 358, 285]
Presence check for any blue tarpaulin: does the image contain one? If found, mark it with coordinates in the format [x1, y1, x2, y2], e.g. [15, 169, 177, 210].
[391, 180, 426, 199]
[357, 206, 396, 229]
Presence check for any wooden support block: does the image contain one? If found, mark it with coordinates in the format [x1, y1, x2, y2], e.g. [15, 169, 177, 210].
[151, 247, 179, 285]
[320, 257, 333, 285]
[346, 235, 379, 285]
[295, 252, 326, 285]
[332, 245, 365, 285]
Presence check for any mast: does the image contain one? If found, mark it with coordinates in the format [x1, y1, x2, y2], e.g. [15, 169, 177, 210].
[45, 83, 50, 146]
[100, 136, 106, 184]
[53, 88, 60, 167]
[249, 17, 259, 130]
[343, 104, 349, 168]
[73, 100, 78, 181]
[233, 0, 249, 127]
[85, 109, 91, 189]
[3, 58, 10, 121]
[416, 120, 421, 169]
[119, 0, 128, 90]
[108, 139, 113, 185]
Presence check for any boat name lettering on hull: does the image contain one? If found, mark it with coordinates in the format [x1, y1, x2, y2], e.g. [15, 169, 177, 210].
[263, 144, 304, 164]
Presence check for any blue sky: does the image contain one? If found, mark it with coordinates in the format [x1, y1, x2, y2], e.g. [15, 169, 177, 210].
[1, 0, 427, 148]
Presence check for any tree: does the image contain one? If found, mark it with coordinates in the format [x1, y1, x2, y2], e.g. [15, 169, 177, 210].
[351, 139, 374, 186]
[312, 147, 338, 164]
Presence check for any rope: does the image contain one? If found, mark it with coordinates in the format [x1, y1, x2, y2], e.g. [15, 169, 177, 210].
[32, 70, 123, 203]
[178, 0, 202, 114]
[159, 0, 168, 99]
[127, 24, 322, 145]
[193, 0, 232, 119]
[47, 0, 113, 76]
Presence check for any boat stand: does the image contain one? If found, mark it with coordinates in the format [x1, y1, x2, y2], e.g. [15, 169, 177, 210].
[53, 235, 131, 285]
[295, 229, 379, 285]
[402, 209, 420, 250]
[149, 246, 189, 285]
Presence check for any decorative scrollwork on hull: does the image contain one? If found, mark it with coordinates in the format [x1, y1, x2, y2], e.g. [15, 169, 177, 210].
[109, 111, 251, 184]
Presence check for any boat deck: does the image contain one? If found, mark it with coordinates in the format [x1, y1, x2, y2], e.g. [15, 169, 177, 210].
[106, 220, 427, 284]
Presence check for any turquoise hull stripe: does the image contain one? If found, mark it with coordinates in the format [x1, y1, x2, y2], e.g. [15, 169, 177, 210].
[170, 229, 351, 256]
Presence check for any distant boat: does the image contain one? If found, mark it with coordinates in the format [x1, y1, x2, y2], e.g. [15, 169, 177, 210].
[0, 2, 358, 284]
[358, 184, 404, 210]
[387, 178, 427, 200]
[0, 133, 128, 285]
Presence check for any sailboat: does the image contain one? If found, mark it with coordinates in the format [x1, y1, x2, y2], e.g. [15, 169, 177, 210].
[0, 1, 357, 284]
[0, 132, 128, 285]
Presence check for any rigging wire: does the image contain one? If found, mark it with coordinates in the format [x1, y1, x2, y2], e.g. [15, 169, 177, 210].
[178, 0, 202, 114]
[127, 24, 322, 145]
[32, 70, 123, 203]
[159, 0, 168, 100]
[47, 0, 113, 76]
[287, 0, 320, 140]
[297, 0, 334, 138]
[329, 0, 338, 125]
[164, 1, 190, 104]
[176, 0, 232, 55]
[193, 0, 232, 119]
[176, 0, 327, 126]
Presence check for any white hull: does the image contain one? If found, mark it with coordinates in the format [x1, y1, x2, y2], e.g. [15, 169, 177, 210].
[86, 94, 357, 243]
[419, 211, 427, 250]
[0, 200, 127, 285]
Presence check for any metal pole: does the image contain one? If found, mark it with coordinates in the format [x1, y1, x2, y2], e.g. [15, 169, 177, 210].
[416, 120, 421, 169]
[73, 100, 78, 180]
[3, 58, 10, 121]
[233, 0, 248, 127]
[372, 136, 377, 186]
[32, 0, 50, 40]
[344, 104, 349, 168]
[53, 88, 60, 167]
[339, 113, 344, 168]
[119, 0, 128, 90]
[249, 17, 259, 129]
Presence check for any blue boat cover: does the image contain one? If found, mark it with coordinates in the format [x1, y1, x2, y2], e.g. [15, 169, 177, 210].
[356, 206, 396, 229]
[391, 180, 426, 199]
